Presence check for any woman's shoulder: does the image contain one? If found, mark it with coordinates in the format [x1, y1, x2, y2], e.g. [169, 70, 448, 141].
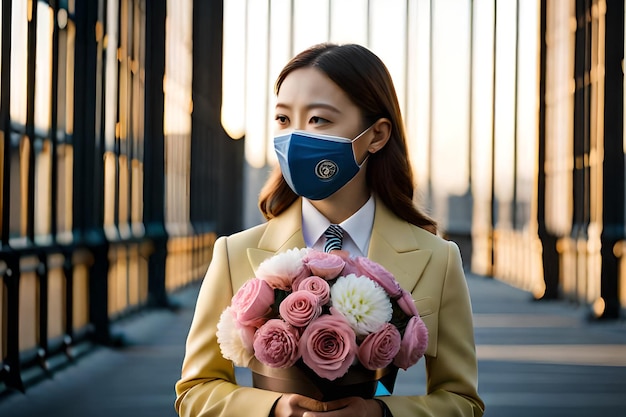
[212, 223, 272, 290]
[406, 224, 466, 276]
[410, 223, 454, 248]
[221, 222, 269, 247]
[377, 203, 452, 251]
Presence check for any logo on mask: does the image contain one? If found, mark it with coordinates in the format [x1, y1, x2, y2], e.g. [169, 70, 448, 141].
[315, 160, 338, 180]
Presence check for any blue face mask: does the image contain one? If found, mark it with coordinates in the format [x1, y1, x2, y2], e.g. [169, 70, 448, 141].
[273, 127, 371, 200]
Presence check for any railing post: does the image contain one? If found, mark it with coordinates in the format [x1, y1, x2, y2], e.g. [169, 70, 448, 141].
[191, 0, 244, 237]
[88, 239, 113, 344]
[537, 0, 561, 300]
[144, 0, 169, 308]
[73, 0, 113, 343]
[599, 0, 625, 319]
[36, 253, 50, 372]
[62, 250, 75, 357]
[2, 254, 24, 392]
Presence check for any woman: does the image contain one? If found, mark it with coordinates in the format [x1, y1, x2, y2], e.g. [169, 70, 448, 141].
[175, 43, 484, 417]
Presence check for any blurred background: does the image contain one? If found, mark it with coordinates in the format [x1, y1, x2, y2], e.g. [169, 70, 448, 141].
[0, 0, 624, 405]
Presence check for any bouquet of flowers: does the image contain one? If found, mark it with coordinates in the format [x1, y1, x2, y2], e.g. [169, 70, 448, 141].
[216, 248, 428, 400]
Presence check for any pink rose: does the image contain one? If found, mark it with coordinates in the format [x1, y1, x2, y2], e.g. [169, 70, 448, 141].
[279, 290, 322, 327]
[303, 251, 346, 280]
[231, 278, 275, 327]
[393, 315, 429, 370]
[353, 257, 402, 298]
[397, 290, 419, 316]
[253, 319, 301, 368]
[293, 276, 331, 305]
[340, 255, 360, 276]
[357, 323, 401, 370]
[290, 274, 309, 292]
[300, 315, 357, 380]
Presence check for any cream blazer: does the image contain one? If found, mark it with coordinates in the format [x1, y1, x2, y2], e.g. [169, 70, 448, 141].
[175, 197, 484, 417]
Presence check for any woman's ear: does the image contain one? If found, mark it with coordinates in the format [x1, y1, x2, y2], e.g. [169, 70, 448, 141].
[368, 118, 392, 154]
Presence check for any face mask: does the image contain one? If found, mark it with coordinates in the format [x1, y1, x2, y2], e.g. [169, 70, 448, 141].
[273, 127, 371, 200]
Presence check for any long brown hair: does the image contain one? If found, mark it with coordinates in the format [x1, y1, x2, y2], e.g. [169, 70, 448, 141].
[258, 43, 436, 233]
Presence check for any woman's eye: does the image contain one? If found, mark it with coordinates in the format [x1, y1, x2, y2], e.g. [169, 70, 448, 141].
[275, 115, 288, 124]
[310, 116, 329, 125]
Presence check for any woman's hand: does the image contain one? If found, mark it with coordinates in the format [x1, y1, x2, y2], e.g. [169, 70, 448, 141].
[305, 397, 383, 417]
[271, 393, 327, 417]
[272, 395, 384, 417]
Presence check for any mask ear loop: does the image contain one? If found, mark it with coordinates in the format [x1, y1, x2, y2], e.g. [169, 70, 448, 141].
[350, 123, 376, 144]
[350, 123, 376, 166]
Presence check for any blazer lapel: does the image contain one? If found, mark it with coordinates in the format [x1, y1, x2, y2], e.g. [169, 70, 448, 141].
[247, 198, 306, 272]
[368, 196, 432, 293]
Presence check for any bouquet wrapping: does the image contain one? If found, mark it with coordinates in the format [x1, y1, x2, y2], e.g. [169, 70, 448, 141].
[216, 248, 428, 400]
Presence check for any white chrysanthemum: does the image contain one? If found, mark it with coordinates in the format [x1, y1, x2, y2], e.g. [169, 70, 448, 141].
[216, 307, 254, 367]
[330, 274, 393, 337]
[256, 248, 310, 281]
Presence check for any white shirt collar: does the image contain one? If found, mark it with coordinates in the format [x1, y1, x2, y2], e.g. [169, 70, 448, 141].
[301, 195, 375, 256]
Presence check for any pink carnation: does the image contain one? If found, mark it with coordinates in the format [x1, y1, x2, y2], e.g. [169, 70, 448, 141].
[216, 307, 256, 367]
[357, 323, 401, 370]
[253, 319, 301, 368]
[231, 278, 274, 328]
[256, 248, 311, 290]
[300, 315, 357, 380]
[279, 290, 322, 327]
[393, 315, 429, 370]
[303, 251, 345, 280]
[293, 276, 331, 305]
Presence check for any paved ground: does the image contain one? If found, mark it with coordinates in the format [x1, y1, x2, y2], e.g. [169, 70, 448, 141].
[469, 276, 626, 417]
[0, 273, 625, 417]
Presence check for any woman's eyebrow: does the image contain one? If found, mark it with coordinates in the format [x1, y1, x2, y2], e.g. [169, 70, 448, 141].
[275, 102, 342, 114]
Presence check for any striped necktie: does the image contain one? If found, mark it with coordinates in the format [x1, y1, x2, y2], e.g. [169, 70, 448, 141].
[323, 224, 344, 253]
